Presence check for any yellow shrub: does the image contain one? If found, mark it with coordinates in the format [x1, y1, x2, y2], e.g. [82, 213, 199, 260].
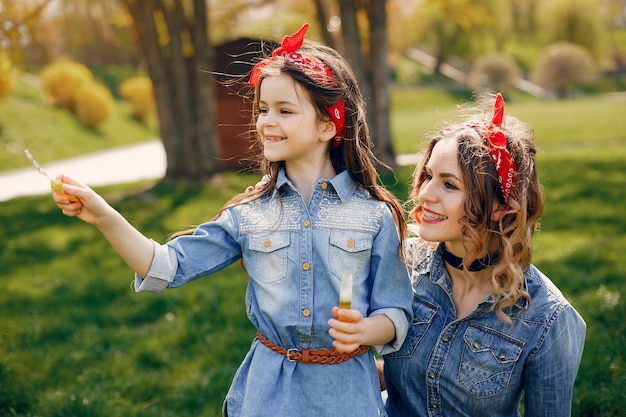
[119, 76, 155, 122]
[0, 52, 16, 98]
[40, 60, 93, 112]
[75, 82, 115, 129]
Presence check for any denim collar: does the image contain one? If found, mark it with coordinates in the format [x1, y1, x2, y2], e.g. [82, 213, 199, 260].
[275, 168, 357, 203]
[424, 242, 529, 311]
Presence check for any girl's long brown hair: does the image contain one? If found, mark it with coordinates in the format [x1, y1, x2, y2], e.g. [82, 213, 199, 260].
[173, 39, 407, 255]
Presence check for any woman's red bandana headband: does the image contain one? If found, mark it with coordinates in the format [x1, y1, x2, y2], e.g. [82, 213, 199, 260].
[469, 93, 517, 203]
[249, 24, 346, 147]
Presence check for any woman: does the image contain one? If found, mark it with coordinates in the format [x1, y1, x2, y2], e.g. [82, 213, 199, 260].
[382, 93, 586, 416]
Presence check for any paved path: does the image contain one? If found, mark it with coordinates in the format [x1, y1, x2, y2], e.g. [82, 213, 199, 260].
[0, 140, 420, 203]
[0, 140, 166, 202]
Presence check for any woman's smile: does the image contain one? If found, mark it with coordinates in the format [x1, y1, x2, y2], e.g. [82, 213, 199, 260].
[421, 207, 447, 223]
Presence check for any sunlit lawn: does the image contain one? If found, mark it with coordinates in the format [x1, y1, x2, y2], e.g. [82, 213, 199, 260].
[0, 79, 158, 171]
[1, 86, 625, 416]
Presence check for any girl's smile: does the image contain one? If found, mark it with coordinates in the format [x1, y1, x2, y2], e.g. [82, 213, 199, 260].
[256, 73, 333, 168]
[264, 134, 286, 143]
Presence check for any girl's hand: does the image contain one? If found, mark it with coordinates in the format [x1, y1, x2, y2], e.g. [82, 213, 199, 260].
[51, 175, 113, 226]
[245, 174, 271, 193]
[328, 306, 365, 353]
[52, 175, 154, 277]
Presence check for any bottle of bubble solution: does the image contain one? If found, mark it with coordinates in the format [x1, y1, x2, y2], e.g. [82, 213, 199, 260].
[336, 275, 354, 353]
[339, 274, 353, 315]
[24, 149, 78, 202]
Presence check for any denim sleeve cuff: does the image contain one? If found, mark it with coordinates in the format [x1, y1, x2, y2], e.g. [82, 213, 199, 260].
[370, 307, 409, 355]
[134, 240, 178, 294]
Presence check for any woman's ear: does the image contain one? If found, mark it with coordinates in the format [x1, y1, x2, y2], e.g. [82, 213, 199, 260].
[319, 119, 337, 143]
[491, 202, 509, 222]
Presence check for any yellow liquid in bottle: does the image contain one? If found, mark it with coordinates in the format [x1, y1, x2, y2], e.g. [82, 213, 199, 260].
[339, 274, 353, 314]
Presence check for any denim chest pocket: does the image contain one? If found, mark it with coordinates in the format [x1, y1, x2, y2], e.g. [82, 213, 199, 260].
[386, 296, 438, 359]
[459, 323, 524, 397]
[246, 232, 290, 283]
[328, 230, 373, 281]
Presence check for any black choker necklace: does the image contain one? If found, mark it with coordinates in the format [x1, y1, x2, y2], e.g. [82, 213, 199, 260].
[441, 245, 498, 272]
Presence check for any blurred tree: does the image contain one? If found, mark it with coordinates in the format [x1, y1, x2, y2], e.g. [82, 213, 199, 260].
[40, 59, 93, 111]
[75, 80, 115, 129]
[0, 51, 16, 98]
[417, 0, 497, 74]
[314, 0, 397, 169]
[603, 0, 626, 71]
[0, 0, 51, 66]
[122, 0, 218, 182]
[531, 42, 598, 98]
[56, 0, 139, 67]
[365, 0, 395, 169]
[467, 52, 521, 93]
[510, 0, 538, 40]
[535, 0, 607, 65]
[119, 76, 154, 123]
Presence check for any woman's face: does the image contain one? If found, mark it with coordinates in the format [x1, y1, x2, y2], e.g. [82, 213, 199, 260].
[416, 136, 466, 252]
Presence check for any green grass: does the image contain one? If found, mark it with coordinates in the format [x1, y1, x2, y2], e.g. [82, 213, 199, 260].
[0, 177, 258, 417]
[0, 77, 158, 171]
[1, 86, 625, 415]
[534, 143, 626, 415]
[391, 89, 626, 154]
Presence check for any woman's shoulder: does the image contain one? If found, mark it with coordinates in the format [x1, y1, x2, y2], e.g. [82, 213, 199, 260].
[523, 265, 585, 325]
[525, 265, 567, 302]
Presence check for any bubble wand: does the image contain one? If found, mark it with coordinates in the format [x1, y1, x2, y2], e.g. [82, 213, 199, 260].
[24, 149, 79, 202]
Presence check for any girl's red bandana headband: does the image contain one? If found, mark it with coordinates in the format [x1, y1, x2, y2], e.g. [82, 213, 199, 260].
[468, 93, 517, 203]
[248, 23, 346, 148]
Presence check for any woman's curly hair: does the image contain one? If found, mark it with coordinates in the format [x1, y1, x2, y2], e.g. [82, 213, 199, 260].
[409, 92, 544, 324]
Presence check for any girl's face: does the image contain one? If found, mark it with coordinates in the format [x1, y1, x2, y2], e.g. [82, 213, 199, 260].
[256, 73, 334, 168]
[417, 136, 466, 252]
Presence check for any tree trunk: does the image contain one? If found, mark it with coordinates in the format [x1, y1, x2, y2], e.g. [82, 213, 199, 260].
[123, 0, 219, 183]
[336, 0, 369, 100]
[313, 0, 335, 48]
[335, 0, 374, 148]
[365, 0, 396, 170]
[331, 0, 395, 170]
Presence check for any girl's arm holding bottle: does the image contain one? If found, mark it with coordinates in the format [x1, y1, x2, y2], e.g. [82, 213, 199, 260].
[51, 175, 154, 278]
[328, 308, 395, 353]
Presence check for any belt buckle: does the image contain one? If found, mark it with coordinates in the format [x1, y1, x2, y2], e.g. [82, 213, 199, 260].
[286, 348, 298, 362]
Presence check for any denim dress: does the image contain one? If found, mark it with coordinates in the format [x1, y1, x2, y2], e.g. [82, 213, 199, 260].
[383, 239, 586, 417]
[134, 169, 412, 417]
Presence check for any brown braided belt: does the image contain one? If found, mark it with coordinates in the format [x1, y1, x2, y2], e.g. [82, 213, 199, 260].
[256, 332, 371, 365]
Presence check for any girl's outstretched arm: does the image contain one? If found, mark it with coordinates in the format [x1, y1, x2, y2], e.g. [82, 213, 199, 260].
[327, 307, 395, 353]
[52, 175, 154, 278]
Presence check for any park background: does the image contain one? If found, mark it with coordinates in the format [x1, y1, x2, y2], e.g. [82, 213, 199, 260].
[1, 0, 625, 416]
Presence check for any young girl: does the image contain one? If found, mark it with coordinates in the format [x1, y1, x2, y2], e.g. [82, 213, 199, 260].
[381, 93, 586, 416]
[52, 24, 412, 417]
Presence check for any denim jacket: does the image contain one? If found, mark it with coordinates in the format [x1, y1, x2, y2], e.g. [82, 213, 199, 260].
[134, 169, 412, 417]
[384, 239, 586, 417]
